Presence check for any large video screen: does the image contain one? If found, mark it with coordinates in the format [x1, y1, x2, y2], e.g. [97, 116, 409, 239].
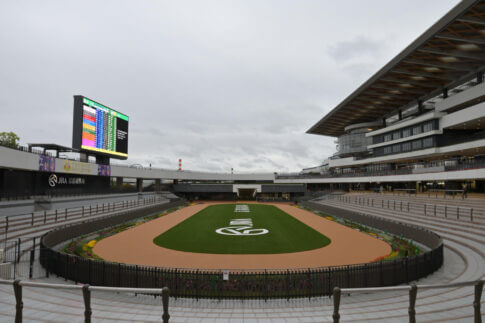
[73, 96, 129, 159]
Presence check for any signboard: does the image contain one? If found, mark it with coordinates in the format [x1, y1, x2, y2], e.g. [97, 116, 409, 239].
[222, 270, 229, 281]
[72, 96, 129, 159]
[39, 155, 55, 172]
[48, 174, 86, 187]
[62, 160, 93, 175]
[98, 164, 111, 176]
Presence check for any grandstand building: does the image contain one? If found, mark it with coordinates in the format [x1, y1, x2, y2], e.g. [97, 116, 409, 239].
[284, 0, 485, 194]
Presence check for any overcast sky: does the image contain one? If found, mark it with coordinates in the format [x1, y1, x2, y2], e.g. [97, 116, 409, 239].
[0, 0, 460, 173]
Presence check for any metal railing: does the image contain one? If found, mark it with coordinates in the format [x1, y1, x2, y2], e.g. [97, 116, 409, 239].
[1, 195, 170, 248]
[0, 278, 481, 322]
[332, 280, 484, 323]
[0, 278, 170, 323]
[276, 158, 485, 180]
[329, 194, 478, 222]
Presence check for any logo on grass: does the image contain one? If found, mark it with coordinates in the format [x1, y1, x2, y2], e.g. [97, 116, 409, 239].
[215, 218, 269, 236]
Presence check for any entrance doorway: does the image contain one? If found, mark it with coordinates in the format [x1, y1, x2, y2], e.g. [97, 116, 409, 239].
[237, 188, 256, 200]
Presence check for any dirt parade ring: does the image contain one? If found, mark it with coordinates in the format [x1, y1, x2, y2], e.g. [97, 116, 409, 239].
[93, 202, 391, 271]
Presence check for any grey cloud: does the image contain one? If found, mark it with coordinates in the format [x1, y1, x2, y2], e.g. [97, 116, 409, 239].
[0, 0, 460, 173]
[327, 36, 385, 63]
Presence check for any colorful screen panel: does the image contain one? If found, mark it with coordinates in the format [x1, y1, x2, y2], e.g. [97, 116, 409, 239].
[73, 96, 129, 159]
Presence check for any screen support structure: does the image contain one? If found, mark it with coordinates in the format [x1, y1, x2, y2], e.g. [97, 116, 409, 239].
[96, 155, 110, 165]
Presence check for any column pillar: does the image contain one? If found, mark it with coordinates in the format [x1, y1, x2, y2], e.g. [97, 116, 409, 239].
[443, 88, 448, 99]
[418, 100, 423, 114]
[116, 177, 123, 188]
[136, 178, 143, 192]
[477, 71, 483, 84]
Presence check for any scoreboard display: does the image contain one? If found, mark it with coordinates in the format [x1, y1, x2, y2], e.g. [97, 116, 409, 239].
[72, 96, 129, 159]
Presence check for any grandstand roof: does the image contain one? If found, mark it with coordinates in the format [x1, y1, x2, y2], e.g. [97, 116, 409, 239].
[307, 0, 485, 137]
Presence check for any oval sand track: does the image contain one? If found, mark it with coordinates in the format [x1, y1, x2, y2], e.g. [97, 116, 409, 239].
[93, 202, 391, 270]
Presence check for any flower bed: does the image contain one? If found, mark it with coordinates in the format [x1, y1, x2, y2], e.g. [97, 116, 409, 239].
[61, 205, 185, 259]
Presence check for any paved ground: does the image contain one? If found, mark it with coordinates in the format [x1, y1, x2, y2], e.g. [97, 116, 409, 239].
[0, 194, 483, 322]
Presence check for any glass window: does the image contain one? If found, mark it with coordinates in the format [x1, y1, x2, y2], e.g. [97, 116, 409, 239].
[384, 133, 392, 142]
[402, 142, 411, 152]
[373, 147, 383, 156]
[392, 144, 401, 153]
[412, 140, 422, 150]
[393, 131, 401, 140]
[412, 125, 422, 135]
[373, 135, 384, 144]
[383, 146, 392, 154]
[402, 128, 411, 137]
[423, 136, 434, 148]
[423, 121, 434, 132]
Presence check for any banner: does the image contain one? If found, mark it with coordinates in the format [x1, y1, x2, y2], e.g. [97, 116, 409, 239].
[98, 164, 111, 176]
[39, 155, 56, 172]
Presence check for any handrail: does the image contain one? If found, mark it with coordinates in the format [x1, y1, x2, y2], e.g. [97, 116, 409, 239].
[333, 280, 484, 323]
[0, 278, 171, 323]
[0, 278, 481, 323]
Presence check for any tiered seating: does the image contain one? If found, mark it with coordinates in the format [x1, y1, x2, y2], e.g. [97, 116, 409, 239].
[0, 194, 482, 321]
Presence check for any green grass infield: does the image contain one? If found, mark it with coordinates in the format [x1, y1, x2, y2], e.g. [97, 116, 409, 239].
[153, 203, 331, 254]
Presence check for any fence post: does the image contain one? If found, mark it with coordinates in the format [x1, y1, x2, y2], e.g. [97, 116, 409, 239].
[83, 284, 92, 323]
[409, 284, 417, 323]
[17, 238, 21, 263]
[162, 287, 170, 323]
[474, 280, 483, 323]
[136, 265, 139, 288]
[332, 287, 341, 323]
[13, 279, 23, 323]
[29, 249, 35, 279]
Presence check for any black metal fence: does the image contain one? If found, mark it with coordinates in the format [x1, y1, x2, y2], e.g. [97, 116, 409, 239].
[39, 202, 443, 299]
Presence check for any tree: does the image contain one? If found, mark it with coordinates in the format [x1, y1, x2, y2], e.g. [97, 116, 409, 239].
[0, 131, 20, 148]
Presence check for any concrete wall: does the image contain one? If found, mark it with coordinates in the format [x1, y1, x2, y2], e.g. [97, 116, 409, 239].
[0, 146, 39, 171]
[0, 145, 275, 181]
